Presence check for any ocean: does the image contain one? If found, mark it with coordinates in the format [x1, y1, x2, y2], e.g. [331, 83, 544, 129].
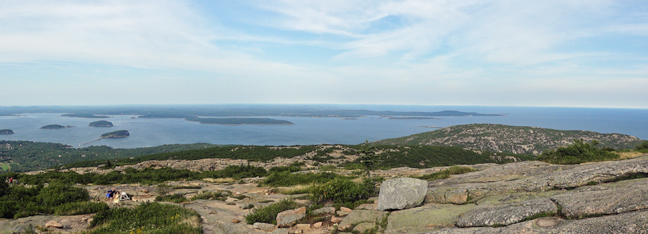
[0, 105, 646, 148]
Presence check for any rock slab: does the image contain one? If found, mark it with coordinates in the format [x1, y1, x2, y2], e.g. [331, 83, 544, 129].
[276, 207, 306, 227]
[377, 177, 428, 211]
[456, 198, 557, 227]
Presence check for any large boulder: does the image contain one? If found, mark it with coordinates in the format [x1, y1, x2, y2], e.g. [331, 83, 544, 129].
[377, 177, 428, 211]
[276, 207, 306, 227]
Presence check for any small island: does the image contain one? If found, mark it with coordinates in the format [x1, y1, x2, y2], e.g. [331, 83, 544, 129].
[62, 113, 110, 118]
[40, 124, 73, 129]
[89, 120, 114, 127]
[185, 117, 294, 125]
[100, 130, 130, 139]
[0, 129, 14, 135]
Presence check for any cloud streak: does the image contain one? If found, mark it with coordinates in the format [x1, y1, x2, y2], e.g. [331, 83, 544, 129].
[0, 0, 647, 107]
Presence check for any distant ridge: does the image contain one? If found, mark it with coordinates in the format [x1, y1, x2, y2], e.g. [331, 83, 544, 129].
[373, 124, 644, 155]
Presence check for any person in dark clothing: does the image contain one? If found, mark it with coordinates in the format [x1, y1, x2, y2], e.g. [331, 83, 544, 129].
[106, 188, 115, 201]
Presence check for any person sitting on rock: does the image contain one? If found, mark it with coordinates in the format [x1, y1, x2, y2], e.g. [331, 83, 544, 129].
[106, 188, 115, 201]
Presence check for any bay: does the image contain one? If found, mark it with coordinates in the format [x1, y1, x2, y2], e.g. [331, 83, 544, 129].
[0, 105, 646, 148]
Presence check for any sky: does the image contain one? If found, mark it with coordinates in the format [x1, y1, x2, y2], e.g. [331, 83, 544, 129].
[0, 0, 647, 108]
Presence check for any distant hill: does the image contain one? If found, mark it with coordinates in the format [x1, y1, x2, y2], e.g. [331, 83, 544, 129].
[62, 113, 110, 118]
[373, 124, 644, 155]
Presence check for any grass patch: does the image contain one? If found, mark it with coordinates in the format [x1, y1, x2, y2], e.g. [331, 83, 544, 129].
[191, 190, 231, 201]
[416, 166, 476, 181]
[53, 201, 109, 215]
[245, 199, 301, 225]
[202, 178, 235, 184]
[88, 202, 201, 234]
[618, 151, 645, 160]
[259, 171, 341, 187]
[173, 185, 202, 190]
[275, 184, 313, 195]
[155, 193, 188, 203]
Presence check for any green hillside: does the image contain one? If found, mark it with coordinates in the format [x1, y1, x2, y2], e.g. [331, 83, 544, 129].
[374, 124, 644, 155]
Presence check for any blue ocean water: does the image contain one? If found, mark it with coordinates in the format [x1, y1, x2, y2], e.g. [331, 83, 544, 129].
[0, 105, 646, 148]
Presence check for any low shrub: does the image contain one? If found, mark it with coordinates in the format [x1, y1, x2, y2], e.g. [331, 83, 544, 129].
[310, 178, 373, 205]
[88, 202, 201, 234]
[154, 193, 188, 203]
[245, 199, 300, 224]
[538, 139, 619, 164]
[636, 141, 648, 153]
[54, 201, 109, 215]
[269, 165, 302, 173]
[418, 166, 476, 181]
[260, 171, 340, 187]
[191, 190, 231, 201]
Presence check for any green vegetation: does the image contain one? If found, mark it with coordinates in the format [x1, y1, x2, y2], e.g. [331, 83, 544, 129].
[260, 171, 341, 187]
[155, 193, 188, 203]
[310, 178, 374, 206]
[636, 141, 648, 153]
[0, 129, 13, 135]
[185, 116, 293, 125]
[358, 140, 377, 177]
[62, 113, 110, 118]
[0, 182, 106, 219]
[191, 190, 231, 201]
[89, 120, 114, 127]
[53, 201, 109, 216]
[101, 130, 130, 138]
[416, 166, 476, 181]
[0, 141, 216, 172]
[538, 139, 619, 164]
[40, 124, 70, 129]
[9, 165, 267, 185]
[245, 199, 300, 224]
[374, 124, 643, 155]
[88, 202, 202, 234]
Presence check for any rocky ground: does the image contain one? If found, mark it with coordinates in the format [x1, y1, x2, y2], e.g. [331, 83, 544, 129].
[4, 154, 648, 233]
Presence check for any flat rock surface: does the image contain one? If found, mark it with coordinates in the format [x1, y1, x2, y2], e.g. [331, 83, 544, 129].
[550, 177, 648, 219]
[427, 156, 648, 204]
[385, 203, 475, 234]
[457, 198, 557, 227]
[339, 209, 387, 231]
[427, 209, 648, 234]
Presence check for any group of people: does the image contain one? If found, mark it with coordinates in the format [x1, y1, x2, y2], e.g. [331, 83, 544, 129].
[106, 188, 130, 203]
[5, 177, 18, 185]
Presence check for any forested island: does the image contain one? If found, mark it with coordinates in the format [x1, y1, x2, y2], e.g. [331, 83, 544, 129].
[388, 116, 436, 119]
[185, 117, 294, 125]
[62, 113, 110, 118]
[89, 120, 113, 127]
[100, 130, 130, 138]
[0, 129, 14, 135]
[40, 124, 72, 129]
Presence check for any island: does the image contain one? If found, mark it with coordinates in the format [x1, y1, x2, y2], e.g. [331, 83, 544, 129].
[40, 124, 73, 129]
[89, 120, 114, 127]
[185, 117, 294, 125]
[0, 129, 14, 135]
[101, 130, 130, 138]
[62, 113, 110, 118]
[388, 116, 437, 120]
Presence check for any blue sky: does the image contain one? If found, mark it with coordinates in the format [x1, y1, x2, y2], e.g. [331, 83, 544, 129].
[1, 0, 647, 108]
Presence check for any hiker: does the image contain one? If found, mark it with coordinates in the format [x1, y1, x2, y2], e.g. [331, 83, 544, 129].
[9, 177, 12, 185]
[106, 188, 115, 201]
